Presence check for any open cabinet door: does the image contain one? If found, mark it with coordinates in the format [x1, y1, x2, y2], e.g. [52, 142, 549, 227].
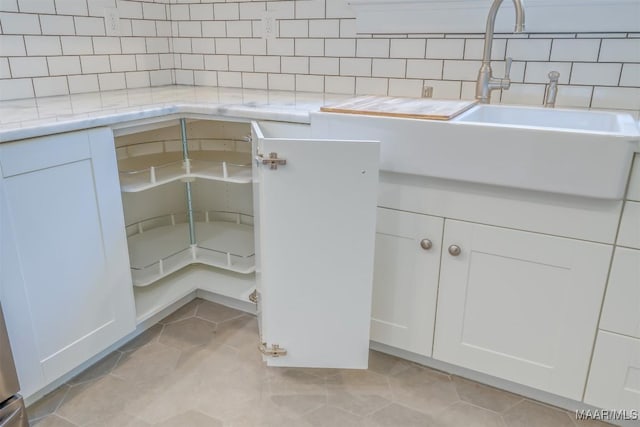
[251, 121, 379, 368]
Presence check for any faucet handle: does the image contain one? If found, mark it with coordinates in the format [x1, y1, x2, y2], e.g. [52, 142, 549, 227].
[504, 57, 513, 79]
[548, 71, 560, 83]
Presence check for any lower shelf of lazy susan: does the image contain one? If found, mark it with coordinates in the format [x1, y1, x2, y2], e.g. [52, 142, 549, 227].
[128, 221, 255, 287]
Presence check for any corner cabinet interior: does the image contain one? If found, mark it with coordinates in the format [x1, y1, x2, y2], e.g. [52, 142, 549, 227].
[114, 117, 380, 369]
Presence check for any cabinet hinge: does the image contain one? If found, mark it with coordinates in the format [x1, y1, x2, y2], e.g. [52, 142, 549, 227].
[249, 289, 258, 304]
[259, 342, 287, 357]
[256, 152, 286, 170]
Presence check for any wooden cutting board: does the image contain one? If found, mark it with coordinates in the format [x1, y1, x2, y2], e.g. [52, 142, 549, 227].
[320, 96, 477, 121]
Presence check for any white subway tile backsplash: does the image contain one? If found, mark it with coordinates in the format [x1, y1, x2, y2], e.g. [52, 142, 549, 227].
[310, 57, 338, 75]
[87, 0, 116, 17]
[149, 69, 171, 85]
[239, 2, 264, 20]
[159, 53, 174, 69]
[216, 38, 240, 55]
[68, 73, 99, 93]
[280, 20, 308, 38]
[175, 69, 193, 85]
[241, 39, 266, 56]
[61, 36, 93, 55]
[172, 38, 192, 54]
[500, 83, 546, 106]
[406, 59, 442, 79]
[326, 0, 354, 19]
[189, 4, 213, 21]
[325, 39, 355, 57]
[117, 0, 142, 19]
[9, 57, 48, 77]
[54, 0, 88, 16]
[592, 86, 640, 110]
[98, 72, 126, 90]
[620, 64, 640, 87]
[146, 37, 170, 54]
[121, 37, 146, 54]
[191, 39, 215, 55]
[169, 4, 189, 21]
[426, 39, 464, 59]
[229, 55, 253, 71]
[178, 21, 201, 37]
[180, 54, 203, 70]
[356, 77, 387, 95]
[571, 63, 622, 86]
[388, 78, 421, 97]
[281, 56, 308, 74]
[443, 60, 480, 81]
[48, 56, 81, 75]
[109, 54, 135, 71]
[0, 35, 26, 56]
[356, 39, 389, 58]
[372, 58, 405, 78]
[40, 15, 75, 35]
[81, 55, 110, 73]
[75, 17, 106, 36]
[324, 75, 354, 94]
[295, 38, 324, 56]
[390, 39, 425, 59]
[296, 73, 323, 92]
[18, 0, 54, 14]
[340, 57, 371, 76]
[0, 0, 18, 12]
[0, 12, 41, 34]
[599, 39, 640, 63]
[524, 62, 571, 84]
[143, 2, 166, 20]
[242, 72, 267, 89]
[226, 21, 252, 38]
[132, 19, 157, 37]
[33, 76, 68, 96]
[464, 39, 506, 60]
[125, 70, 150, 88]
[460, 81, 476, 100]
[254, 56, 279, 73]
[0, 78, 33, 100]
[269, 73, 295, 90]
[136, 53, 160, 70]
[339, 18, 357, 38]
[93, 37, 122, 55]
[217, 71, 241, 87]
[423, 79, 460, 99]
[156, 21, 172, 37]
[0, 58, 10, 78]
[554, 85, 593, 108]
[266, 1, 294, 19]
[204, 54, 227, 71]
[194, 70, 217, 86]
[24, 36, 62, 56]
[309, 20, 340, 38]
[506, 39, 551, 61]
[214, 3, 239, 20]
[550, 39, 600, 62]
[202, 21, 226, 37]
[295, 0, 324, 19]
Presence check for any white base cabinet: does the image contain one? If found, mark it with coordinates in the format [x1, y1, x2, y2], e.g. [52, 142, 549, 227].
[433, 220, 611, 401]
[585, 331, 640, 413]
[0, 128, 136, 398]
[370, 208, 443, 357]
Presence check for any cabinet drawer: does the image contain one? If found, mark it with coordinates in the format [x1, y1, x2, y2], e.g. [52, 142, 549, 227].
[601, 247, 640, 339]
[628, 154, 640, 202]
[585, 331, 640, 412]
[618, 201, 640, 249]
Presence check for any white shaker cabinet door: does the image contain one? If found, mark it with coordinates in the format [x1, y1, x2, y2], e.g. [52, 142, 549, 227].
[0, 128, 135, 396]
[251, 121, 379, 368]
[433, 220, 611, 401]
[371, 208, 443, 357]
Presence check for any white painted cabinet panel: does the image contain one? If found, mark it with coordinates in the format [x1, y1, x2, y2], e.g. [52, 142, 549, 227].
[371, 208, 443, 357]
[433, 220, 611, 401]
[600, 247, 640, 339]
[618, 201, 640, 250]
[585, 331, 640, 413]
[628, 154, 640, 202]
[251, 121, 379, 368]
[0, 128, 136, 397]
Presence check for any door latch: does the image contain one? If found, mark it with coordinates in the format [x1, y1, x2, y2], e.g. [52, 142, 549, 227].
[256, 152, 286, 170]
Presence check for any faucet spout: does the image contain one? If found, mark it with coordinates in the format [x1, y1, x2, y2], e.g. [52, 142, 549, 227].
[476, 0, 526, 104]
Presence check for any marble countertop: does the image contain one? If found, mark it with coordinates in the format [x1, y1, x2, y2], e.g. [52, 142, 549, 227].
[0, 85, 351, 142]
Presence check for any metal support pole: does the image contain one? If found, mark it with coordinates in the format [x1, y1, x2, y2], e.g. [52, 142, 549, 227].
[180, 119, 196, 246]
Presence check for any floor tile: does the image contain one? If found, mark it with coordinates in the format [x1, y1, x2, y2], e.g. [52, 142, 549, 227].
[111, 342, 181, 387]
[452, 376, 523, 413]
[503, 400, 577, 427]
[159, 299, 200, 324]
[118, 324, 163, 353]
[32, 414, 77, 427]
[67, 352, 122, 386]
[304, 405, 365, 427]
[367, 350, 411, 377]
[268, 368, 327, 395]
[27, 385, 70, 422]
[154, 410, 223, 427]
[364, 403, 441, 427]
[158, 316, 217, 349]
[327, 389, 392, 417]
[270, 394, 327, 416]
[196, 300, 246, 323]
[326, 370, 391, 397]
[389, 372, 460, 416]
[436, 401, 507, 427]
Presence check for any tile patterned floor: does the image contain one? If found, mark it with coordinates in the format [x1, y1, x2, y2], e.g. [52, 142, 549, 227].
[27, 299, 612, 427]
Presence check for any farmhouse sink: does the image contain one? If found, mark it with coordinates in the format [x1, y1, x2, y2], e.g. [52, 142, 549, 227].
[312, 104, 639, 200]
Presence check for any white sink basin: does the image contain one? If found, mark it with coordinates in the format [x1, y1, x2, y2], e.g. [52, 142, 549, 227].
[454, 104, 629, 134]
[312, 104, 639, 200]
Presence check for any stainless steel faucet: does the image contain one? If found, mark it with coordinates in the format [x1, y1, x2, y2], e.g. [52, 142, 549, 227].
[475, 0, 526, 104]
[544, 71, 560, 108]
